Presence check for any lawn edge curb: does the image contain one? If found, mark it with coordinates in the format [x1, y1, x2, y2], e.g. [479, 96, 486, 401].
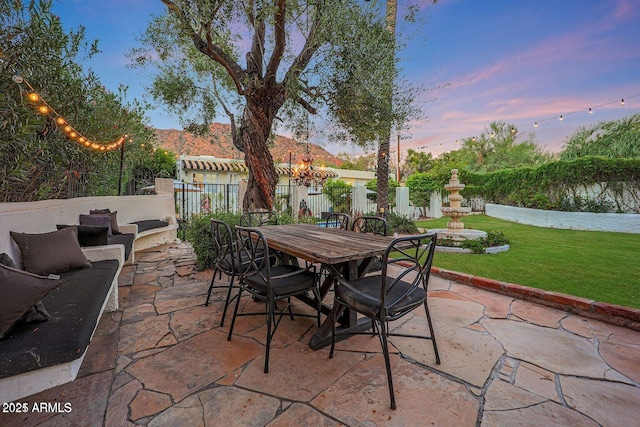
[430, 267, 640, 331]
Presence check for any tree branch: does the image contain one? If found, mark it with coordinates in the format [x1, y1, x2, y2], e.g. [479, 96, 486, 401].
[265, 0, 286, 82]
[283, 1, 323, 89]
[162, 0, 247, 95]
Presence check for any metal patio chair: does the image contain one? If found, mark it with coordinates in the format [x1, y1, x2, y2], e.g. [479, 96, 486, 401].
[228, 226, 321, 373]
[328, 232, 440, 410]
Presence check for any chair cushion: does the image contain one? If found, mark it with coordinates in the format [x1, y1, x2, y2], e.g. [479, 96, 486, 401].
[10, 227, 92, 276]
[336, 275, 426, 318]
[246, 265, 316, 296]
[0, 265, 63, 339]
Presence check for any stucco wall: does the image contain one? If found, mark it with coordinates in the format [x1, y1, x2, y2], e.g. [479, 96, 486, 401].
[486, 203, 640, 234]
[0, 193, 176, 262]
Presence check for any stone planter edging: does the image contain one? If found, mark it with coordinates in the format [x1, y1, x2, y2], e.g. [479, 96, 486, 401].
[430, 267, 640, 331]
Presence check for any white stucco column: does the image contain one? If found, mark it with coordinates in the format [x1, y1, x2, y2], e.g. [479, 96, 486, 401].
[430, 192, 443, 219]
[395, 187, 410, 217]
[352, 186, 367, 214]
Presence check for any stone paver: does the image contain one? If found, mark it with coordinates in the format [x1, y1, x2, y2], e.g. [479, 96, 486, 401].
[4, 242, 640, 427]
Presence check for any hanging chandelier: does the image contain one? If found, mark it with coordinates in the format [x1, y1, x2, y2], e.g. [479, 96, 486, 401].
[292, 146, 327, 188]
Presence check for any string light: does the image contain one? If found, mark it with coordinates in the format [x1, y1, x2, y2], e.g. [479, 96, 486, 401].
[386, 93, 638, 156]
[15, 75, 126, 152]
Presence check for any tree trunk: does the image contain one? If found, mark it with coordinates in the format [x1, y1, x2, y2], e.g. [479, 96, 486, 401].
[376, 0, 398, 218]
[239, 92, 283, 212]
[376, 131, 391, 217]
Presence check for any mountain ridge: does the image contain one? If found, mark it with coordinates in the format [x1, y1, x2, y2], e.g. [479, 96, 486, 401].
[153, 123, 343, 166]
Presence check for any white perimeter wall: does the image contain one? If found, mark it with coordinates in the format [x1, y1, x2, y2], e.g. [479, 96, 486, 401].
[486, 203, 640, 234]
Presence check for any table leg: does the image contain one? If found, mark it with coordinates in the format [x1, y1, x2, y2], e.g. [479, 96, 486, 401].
[308, 259, 373, 350]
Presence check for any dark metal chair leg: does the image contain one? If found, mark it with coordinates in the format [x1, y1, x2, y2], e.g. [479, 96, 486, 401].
[264, 294, 275, 373]
[219, 274, 236, 327]
[378, 318, 397, 410]
[227, 287, 243, 341]
[205, 267, 219, 306]
[424, 300, 440, 364]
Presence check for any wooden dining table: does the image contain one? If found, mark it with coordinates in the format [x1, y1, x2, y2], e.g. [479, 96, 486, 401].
[255, 223, 398, 350]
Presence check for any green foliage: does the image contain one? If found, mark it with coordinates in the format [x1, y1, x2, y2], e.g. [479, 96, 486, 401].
[1, 0, 159, 201]
[386, 211, 418, 234]
[425, 122, 551, 177]
[405, 173, 439, 216]
[473, 157, 640, 213]
[184, 212, 241, 270]
[365, 177, 399, 205]
[402, 149, 433, 179]
[460, 231, 510, 254]
[560, 114, 640, 160]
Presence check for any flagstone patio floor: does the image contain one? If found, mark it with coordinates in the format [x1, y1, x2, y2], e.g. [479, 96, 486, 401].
[3, 242, 639, 426]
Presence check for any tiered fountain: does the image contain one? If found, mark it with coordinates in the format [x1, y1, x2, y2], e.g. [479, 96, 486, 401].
[433, 169, 487, 246]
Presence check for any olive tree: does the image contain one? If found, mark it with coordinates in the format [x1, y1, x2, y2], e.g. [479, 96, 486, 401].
[130, 0, 399, 211]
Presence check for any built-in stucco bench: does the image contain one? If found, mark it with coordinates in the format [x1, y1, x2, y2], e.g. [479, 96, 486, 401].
[0, 188, 178, 402]
[126, 218, 177, 254]
[0, 240, 123, 403]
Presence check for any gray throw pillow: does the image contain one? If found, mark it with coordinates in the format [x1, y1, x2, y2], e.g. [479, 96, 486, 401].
[89, 209, 120, 234]
[0, 252, 51, 323]
[0, 264, 63, 339]
[80, 213, 113, 236]
[10, 226, 92, 276]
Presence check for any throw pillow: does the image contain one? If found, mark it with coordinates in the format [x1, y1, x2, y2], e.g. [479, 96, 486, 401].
[80, 214, 112, 236]
[57, 224, 109, 246]
[10, 226, 92, 276]
[90, 209, 120, 234]
[0, 264, 63, 339]
[0, 252, 52, 323]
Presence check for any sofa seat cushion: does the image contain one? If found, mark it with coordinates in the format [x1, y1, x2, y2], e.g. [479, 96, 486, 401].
[107, 233, 135, 261]
[0, 259, 119, 379]
[131, 219, 169, 233]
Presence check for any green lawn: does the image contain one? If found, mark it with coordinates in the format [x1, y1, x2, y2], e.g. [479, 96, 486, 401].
[416, 215, 640, 309]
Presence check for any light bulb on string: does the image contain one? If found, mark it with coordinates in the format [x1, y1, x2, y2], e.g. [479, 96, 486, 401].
[621, 99, 625, 106]
[588, 108, 593, 114]
[14, 75, 127, 153]
[534, 122, 538, 128]
[559, 115, 564, 121]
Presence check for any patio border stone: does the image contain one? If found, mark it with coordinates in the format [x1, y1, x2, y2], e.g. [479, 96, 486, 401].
[431, 267, 640, 331]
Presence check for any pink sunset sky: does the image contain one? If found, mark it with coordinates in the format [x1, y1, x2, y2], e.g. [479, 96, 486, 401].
[52, 0, 640, 158]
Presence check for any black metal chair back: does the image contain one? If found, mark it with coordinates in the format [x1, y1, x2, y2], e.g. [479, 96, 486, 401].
[205, 219, 250, 327]
[229, 226, 321, 373]
[239, 210, 278, 227]
[351, 215, 387, 236]
[325, 213, 350, 230]
[329, 232, 440, 410]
